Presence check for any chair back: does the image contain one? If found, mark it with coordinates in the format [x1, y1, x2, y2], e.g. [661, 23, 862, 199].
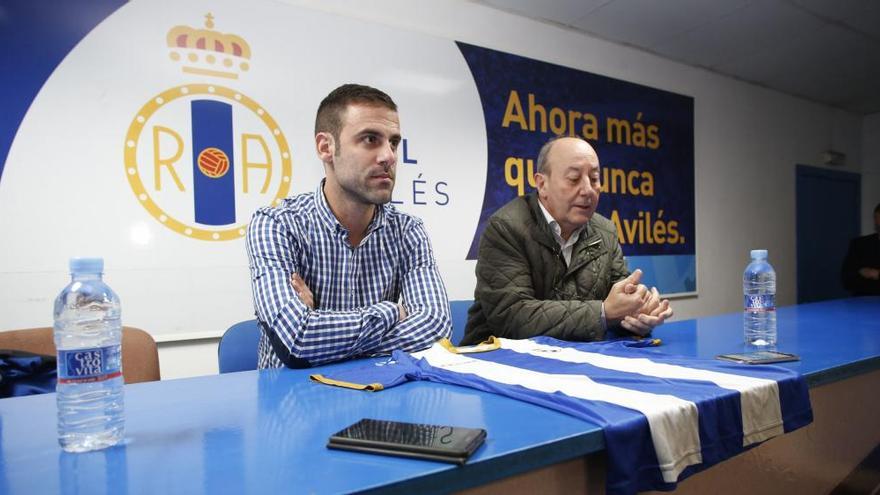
[0, 326, 160, 384]
[218, 320, 261, 373]
[449, 300, 473, 346]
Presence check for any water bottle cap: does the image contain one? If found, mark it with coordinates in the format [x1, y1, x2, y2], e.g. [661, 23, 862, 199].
[750, 249, 768, 260]
[69, 257, 104, 274]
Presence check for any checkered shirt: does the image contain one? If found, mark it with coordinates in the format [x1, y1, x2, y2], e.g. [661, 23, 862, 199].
[246, 181, 451, 368]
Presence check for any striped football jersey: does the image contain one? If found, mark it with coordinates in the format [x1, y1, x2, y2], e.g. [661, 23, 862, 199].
[311, 336, 812, 495]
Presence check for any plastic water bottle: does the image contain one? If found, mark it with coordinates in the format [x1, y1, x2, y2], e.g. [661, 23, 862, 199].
[743, 249, 777, 346]
[53, 258, 124, 452]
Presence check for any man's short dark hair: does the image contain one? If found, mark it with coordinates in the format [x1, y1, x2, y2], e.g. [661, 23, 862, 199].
[314, 84, 397, 141]
[874, 202, 880, 215]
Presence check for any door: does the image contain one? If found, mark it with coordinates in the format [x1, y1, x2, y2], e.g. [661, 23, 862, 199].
[796, 165, 861, 303]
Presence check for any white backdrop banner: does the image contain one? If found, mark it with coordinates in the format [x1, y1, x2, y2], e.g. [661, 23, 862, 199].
[0, 0, 485, 340]
[0, 0, 695, 341]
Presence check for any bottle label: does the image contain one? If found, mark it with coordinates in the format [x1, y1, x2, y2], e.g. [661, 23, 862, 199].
[744, 294, 776, 311]
[57, 345, 122, 384]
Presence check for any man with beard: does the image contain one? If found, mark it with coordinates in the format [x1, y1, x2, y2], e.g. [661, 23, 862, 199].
[246, 84, 451, 368]
[462, 136, 673, 345]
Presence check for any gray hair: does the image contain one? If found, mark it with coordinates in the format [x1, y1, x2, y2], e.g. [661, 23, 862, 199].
[535, 136, 565, 175]
[536, 136, 598, 175]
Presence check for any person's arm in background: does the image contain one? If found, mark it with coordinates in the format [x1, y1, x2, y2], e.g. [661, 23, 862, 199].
[841, 237, 880, 295]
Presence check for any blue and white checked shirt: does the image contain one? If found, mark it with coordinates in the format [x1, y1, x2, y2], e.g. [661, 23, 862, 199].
[246, 181, 452, 369]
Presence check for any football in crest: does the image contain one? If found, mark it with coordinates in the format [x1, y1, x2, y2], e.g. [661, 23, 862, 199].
[197, 147, 230, 178]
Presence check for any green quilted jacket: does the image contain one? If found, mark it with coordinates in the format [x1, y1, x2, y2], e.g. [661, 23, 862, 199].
[461, 193, 629, 345]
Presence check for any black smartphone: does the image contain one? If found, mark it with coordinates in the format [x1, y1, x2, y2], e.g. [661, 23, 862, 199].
[327, 418, 487, 465]
[716, 350, 800, 364]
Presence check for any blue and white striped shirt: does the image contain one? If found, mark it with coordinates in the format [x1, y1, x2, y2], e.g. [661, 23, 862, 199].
[246, 181, 451, 369]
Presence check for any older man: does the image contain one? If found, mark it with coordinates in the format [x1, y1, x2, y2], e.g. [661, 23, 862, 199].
[246, 84, 451, 368]
[461, 136, 672, 345]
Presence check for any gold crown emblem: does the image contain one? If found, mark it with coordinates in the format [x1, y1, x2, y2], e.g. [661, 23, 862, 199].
[167, 13, 251, 79]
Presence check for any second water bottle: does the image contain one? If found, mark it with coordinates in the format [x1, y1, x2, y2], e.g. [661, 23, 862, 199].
[743, 249, 777, 346]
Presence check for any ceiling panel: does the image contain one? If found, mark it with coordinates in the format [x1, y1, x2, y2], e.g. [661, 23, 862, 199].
[479, 0, 607, 26]
[477, 0, 880, 114]
[791, 0, 880, 39]
[648, 11, 755, 68]
[717, 20, 863, 89]
[660, 1, 825, 70]
[570, 0, 746, 48]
